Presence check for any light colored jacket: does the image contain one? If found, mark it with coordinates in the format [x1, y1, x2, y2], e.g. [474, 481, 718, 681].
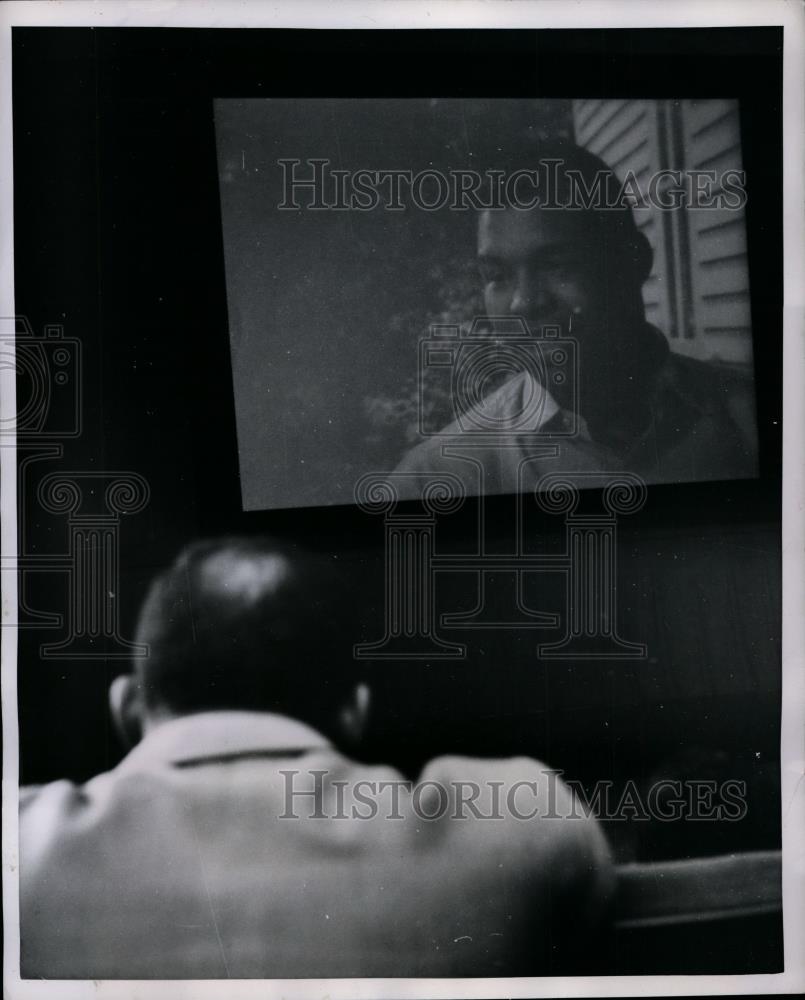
[20, 710, 613, 978]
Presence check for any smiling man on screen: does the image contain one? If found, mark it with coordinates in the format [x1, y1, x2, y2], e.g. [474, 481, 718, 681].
[394, 139, 758, 496]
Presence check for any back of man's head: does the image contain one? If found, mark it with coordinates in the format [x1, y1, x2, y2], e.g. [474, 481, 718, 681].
[131, 537, 357, 733]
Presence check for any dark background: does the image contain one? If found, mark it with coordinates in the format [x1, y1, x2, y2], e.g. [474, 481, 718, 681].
[13, 28, 782, 869]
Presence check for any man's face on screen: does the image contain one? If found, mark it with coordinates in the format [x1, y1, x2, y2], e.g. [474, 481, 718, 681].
[477, 207, 624, 350]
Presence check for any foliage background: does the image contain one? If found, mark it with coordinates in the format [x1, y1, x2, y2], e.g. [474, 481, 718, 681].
[217, 99, 573, 509]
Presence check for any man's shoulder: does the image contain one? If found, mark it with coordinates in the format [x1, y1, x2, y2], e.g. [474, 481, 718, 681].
[418, 754, 613, 888]
[665, 352, 755, 406]
[419, 753, 597, 828]
[421, 751, 553, 780]
[19, 771, 142, 889]
[20, 769, 165, 835]
[661, 351, 758, 447]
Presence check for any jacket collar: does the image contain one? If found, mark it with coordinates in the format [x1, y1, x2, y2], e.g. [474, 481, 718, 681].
[117, 710, 331, 771]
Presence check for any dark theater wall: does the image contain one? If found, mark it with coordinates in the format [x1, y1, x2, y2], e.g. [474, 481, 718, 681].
[13, 28, 782, 865]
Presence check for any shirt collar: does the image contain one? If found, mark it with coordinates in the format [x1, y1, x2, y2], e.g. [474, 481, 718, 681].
[117, 710, 331, 771]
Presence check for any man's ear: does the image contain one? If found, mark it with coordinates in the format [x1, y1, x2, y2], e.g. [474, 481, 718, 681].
[338, 682, 371, 747]
[109, 674, 144, 750]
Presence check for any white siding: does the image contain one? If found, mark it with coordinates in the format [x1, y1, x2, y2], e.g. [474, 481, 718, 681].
[680, 99, 752, 365]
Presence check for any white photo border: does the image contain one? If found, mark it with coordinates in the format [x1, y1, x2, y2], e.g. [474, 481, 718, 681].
[2, 2, 803, 998]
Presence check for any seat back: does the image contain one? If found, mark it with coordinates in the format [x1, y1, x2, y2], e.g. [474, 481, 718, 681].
[612, 850, 783, 974]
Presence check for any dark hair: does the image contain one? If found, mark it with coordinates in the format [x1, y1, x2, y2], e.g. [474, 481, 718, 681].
[133, 537, 359, 728]
[469, 130, 647, 264]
